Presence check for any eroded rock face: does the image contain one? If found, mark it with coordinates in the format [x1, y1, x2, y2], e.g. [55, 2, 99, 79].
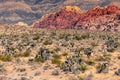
[33, 5, 120, 31]
[33, 6, 82, 29]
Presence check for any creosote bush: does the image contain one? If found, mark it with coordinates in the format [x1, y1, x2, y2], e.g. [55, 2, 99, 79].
[43, 40, 52, 45]
[50, 31, 56, 36]
[52, 54, 61, 59]
[62, 52, 68, 56]
[34, 56, 45, 63]
[52, 54, 61, 66]
[78, 76, 83, 80]
[0, 55, 12, 61]
[33, 35, 39, 40]
[107, 48, 115, 52]
[79, 64, 87, 72]
[51, 58, 61, 66]
[14, 49, 30, 57]
[91, 42, 98, 48]
[85, 60, 95, 65]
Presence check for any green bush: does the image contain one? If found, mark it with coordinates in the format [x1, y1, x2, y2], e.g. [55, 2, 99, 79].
[33, 34, 39, 40]
[51, 58, 61, 66]
[52, 54, 61, 59]
[86, 60, 95, 65]
[46, 49, 54, 54]
[50, 31, 56, 36]
[43, 40, 52, 45]
[78, 76, 83, 80]
[91, 42, 98, 48]
[96, 62, 108, 73]
[23, 49, 31, 57]
[107, 48, 115, 52]
[34, 56, 45, 63]
[79, 64, 87, 71]
[14, 49, 30, 57]
[74, 34, 81, 40]
[81, 33, 90, 39]
[62, 52, 68, 56]
[0, 55, 12, 61]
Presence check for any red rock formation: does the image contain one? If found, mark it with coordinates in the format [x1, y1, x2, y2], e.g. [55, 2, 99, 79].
[33, 5, 120, 31]
[33, 6, 82, 29]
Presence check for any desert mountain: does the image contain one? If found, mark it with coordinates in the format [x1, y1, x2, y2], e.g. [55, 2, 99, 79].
[0, 0, 120, 25]
[33, 5, 120, 31]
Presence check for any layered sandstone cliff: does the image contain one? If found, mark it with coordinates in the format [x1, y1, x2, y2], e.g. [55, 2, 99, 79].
[33, 5, 120, 31]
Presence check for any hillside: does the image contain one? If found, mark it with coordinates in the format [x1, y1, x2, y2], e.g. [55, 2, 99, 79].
[0, 0, 120, 25]
[33, 5, 120, 31]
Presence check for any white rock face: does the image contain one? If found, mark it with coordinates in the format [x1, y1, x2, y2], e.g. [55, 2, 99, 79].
[15, 22, 28, 27]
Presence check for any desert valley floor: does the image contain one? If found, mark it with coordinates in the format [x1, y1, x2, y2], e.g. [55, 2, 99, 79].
[0, 24, 120, 80]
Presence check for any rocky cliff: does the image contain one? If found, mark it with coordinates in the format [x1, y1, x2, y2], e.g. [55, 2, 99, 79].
[33, 5, 120, 31]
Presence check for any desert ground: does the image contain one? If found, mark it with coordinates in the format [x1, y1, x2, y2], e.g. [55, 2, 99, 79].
[0, 24, 120, 80]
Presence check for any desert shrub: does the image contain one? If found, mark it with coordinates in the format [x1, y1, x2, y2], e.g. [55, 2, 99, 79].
[95, 56, 107, 61]
[79, 47, 84, 51]
[62, 52, 68, 56]
[114, 42, 120, 48]
[79, 64, 87, 72]
[33, 35, 39, 40]
[85, 60, 95, 65]
[99, 34, 107, 40]
[43, 40, 52, 45]
[51, 58, 61, 66]
[84, 48, 92, 57]
[38, 48, 44, 55]
[28, 58, 34, 63]
[59, 33, 70, 40]
[80, 33, 90, 39]
[74, 34, 81, 40]
[45, 49, 54, 54]
[70, 41, 74, 47]
[59, 62, 66, 68]
[96, 62, 108, 73]
[103, 52, 111, 57]
[74, 33, 90, 40]
[14, 49, 30, 57]
[107, 48, 115, 52]
[52, 54, 61, 66]
[59, 34, 65, 39]
[105, 37, 120, 51]
[54, 47, 61, 52]
[30, 43, 36, 47]
[78, 76, 83, 80]
[0, 55, 12, 61]
[22, 49, 31, 57]
[52, 54, 61, 59]
[102, 52, 111, 61]
[91, 42, 98, 48]
[50, 31, 56, 36]
[34, 56, 45, 63]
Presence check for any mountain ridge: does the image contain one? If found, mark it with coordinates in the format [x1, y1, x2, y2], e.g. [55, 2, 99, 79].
[0, 0, 120, 25]
[33, 5, 120, 31]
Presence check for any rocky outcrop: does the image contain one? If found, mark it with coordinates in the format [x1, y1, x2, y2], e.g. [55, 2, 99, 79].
[33, 6, 82, 29]
[33, 5, 120, 31]
[76, 5, 120, 31]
